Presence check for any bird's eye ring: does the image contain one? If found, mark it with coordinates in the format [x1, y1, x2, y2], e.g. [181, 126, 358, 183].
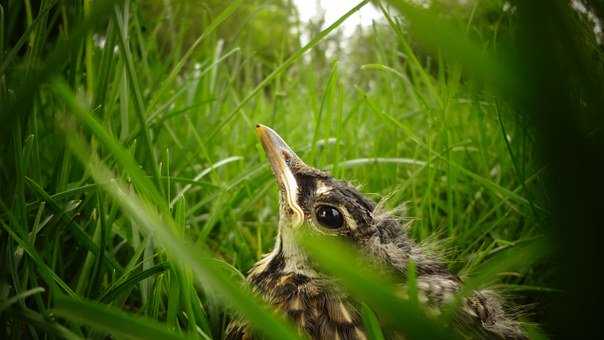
[314, 205, 344, 229]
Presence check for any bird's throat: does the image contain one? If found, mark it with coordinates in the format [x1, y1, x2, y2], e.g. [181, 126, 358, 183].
[277, 222, 315, 275]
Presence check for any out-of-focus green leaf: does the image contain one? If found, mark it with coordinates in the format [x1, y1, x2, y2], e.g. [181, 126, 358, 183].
[53, 295, 192, 340]
[298, 232, 458, 340]
[56, 81, 302, 340]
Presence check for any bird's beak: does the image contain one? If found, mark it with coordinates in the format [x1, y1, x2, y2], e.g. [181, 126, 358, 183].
[256, 124, 305, 227]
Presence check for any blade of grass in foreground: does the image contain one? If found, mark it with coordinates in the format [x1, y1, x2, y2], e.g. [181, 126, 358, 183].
[64, 134, 302, 340]
[384, 0, 516, 94]
[440, 239, 548, 324]
[55, 80, 302, 339]
[298, 233, 457, 340]
[360, 302, 386, 340]
[53, 295, 191, 340]
[53, 81, 165, 211]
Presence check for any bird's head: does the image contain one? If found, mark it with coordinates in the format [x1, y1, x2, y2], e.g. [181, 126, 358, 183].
[256, 124, 398, 249]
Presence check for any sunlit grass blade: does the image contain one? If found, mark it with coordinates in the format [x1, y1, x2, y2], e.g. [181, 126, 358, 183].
[325, 157, 426, 170]
[170, 156, 243, 207]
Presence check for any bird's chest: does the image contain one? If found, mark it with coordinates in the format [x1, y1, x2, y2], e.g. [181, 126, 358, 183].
[249, 270, 366, 340]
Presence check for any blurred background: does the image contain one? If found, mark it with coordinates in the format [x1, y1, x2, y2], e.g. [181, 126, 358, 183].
[1, 0, 603, 339]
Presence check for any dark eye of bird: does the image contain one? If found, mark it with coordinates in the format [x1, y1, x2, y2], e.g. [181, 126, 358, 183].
[315, 205, 344, 229]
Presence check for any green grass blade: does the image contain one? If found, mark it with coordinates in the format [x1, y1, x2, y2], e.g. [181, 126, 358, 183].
[99, 263, 170, 304]
[0, 287, 45, 313]
[360, 303, 386, 340]
[113, 5, 162, 192]
[53, 295, 191, 340]
[52, 80, 166, 212]
[63, 130, 302, 340]
[298, 233, 458, 340]
[24, 176, 122, 273]
[0, 212, 75, 296]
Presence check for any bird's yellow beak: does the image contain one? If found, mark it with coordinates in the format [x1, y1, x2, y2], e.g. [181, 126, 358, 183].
[256, 124, 305, 227]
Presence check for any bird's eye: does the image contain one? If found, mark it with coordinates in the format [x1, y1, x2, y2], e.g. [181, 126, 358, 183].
[315, 205, 344, 229]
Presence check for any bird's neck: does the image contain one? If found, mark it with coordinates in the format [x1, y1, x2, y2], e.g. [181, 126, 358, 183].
[249, 222, 317, 284]
[275, 224, 316, 275]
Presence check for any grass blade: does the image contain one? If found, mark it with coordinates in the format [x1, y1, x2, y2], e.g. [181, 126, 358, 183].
[0, 287, 45, 313]
[99, 263, 170, 304]
[298, 233, 458, 340]
[53, 295, 191, 340]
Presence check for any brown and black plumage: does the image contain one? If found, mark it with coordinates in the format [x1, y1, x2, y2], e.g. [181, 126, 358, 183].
[226, 125, 526, 340]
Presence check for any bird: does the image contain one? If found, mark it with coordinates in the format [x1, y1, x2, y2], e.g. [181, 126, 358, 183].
[226, 124, 526, 340]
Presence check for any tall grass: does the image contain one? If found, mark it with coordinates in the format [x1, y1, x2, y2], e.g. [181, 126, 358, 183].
[3, 0, 591, 338]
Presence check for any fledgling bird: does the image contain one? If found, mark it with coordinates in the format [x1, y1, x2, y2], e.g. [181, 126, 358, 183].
[226, 125, 526, 340]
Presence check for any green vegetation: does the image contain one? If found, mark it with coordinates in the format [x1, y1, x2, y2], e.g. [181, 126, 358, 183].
[1, 0, 602, 338]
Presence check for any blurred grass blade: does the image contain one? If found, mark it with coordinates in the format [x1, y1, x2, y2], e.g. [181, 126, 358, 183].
[52, 80, 166, 211]
[20, 307, 83, 340]
[360, 303, 386, 340]
[384, 0, 515, 93]
[462, 238, 549, 293]
[65, 136, 302, 339]
[53, 295, 191, 340]
[298, 233, 458, 339]
[0, 2, 54, 75]
[441, 238, 549, 322]
[56, 88, 302, 338]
